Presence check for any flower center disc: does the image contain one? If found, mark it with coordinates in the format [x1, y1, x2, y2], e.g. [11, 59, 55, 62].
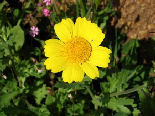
[64, 37, 92, 63]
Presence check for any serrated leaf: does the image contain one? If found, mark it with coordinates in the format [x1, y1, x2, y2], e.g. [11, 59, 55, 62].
[9, 25, 25, 51]
[33, 84, 48, 105]
[28, 105, 50, 116]
[132, 107, 140, 116]
[4, 81, 18, 93]
[0, 58, 9, 71]
[112, 98, 134, 105]
[15, 60, 31, 85]
[0, 91, 20, 108]
[106, 98, 134, 114]
[66, 103, 84, 115]
[39, 105, 50, 115]
[45, 94, 56, 105]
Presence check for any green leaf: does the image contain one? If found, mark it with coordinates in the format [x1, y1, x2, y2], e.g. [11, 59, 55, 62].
[85, 6, 92, 19]
[34, 38, 45, 48]
[138, 88, 155, 116]
[3, 81, 18, 93]
[39, 105, 50, 115]
[50, 12, 59, 24]
[116, 69, 136, 92]
[0, 91, 20, 108]
[45, 94, 56, 106]
[121, 39, 138, 55]
[16, 60, 31, 78]
[24, 0, 32, 9]
[9, 25, 25, 51]
[107, 75, 118, 93]
[121, 39, 139, 66]
[0, 37, 7, 58]
[33, 84, 48, 105]
[66, 102, 84, 115]
[76, 0, 79, 18]
[132, 104, 140, 116]
[0, 12, 4, 28]
[0, 1, 7, 10]
[31, 47, 41, 56]
[0, 58, 9, 71]
[3, 105, 36, 116]
[106, 98, 134, 114]
[13, 8, 20, 18]
[28, 105, 50, 116]
[98, 0, 114, 15]
[80, 0, 86, 17]
[92, 96, 102, 107]
[0, 111, 7, 116]
[99, 69, 106, 78]
[95, 0, 102, 9]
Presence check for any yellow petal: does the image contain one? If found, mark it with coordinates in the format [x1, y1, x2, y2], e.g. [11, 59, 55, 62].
[62, 63, 84, 83]
[74, 17, 105, 47]
[44, 56, 68, 73]
[89, 46, 112, 68]
[54, 18, 74, 43]
[81, 61, 99, 79]
[44, 39, 64, 57]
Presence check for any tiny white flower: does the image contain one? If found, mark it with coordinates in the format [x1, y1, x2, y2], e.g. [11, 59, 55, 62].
[68, 94, 73, 99]
[38, 69, 43, 73]
[2, 75, 7, 79]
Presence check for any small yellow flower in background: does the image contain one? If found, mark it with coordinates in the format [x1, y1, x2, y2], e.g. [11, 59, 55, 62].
[44, 17, 112, 83]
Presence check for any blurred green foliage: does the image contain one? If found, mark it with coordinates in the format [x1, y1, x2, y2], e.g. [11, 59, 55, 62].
[0, 0, 155, 116]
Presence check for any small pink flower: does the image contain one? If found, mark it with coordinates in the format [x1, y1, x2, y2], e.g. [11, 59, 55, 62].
[43, 0, 53, 6]
[29, 26, 39, 37]
[42, 8, 52, 17]
[37, 2, 42, 7]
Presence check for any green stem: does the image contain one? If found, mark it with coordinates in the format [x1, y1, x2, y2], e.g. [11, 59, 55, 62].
[85, 85, 98, 110]
[0, 37, 22, 87]
[76, 0, 79, 18]
[110, 84, 147, 97]
[4, 13, 12, 28]
[7, 20, 12, 28]
[85, 85, 94, 99]
[113, 23, 118, 66]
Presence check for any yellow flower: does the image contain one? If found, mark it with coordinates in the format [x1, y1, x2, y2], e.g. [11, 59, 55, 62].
[44, 17, 112, 83]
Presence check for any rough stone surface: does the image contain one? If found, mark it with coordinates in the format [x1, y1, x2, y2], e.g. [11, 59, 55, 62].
[112, 0, 155, 40]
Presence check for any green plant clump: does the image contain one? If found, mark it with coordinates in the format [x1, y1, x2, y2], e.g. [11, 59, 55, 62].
[0, 0, 155, 116]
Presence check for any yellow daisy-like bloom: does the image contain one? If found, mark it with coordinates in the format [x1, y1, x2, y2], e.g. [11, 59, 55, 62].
[44, 17, 112, 83]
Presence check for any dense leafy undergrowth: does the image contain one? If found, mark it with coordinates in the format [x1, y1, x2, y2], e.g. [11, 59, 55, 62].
[0, 0, 155, 116]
